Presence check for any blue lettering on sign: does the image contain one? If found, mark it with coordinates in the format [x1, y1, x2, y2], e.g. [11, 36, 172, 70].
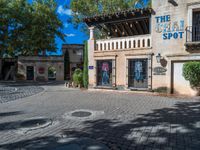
[155, 15, 185, 40]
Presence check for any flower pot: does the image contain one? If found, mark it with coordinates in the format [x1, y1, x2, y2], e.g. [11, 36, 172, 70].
[190, 87, 200, 96]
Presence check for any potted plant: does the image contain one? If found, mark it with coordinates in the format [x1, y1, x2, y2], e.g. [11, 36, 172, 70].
[72, 68, 83, 88]
[183, 61, 200, 96]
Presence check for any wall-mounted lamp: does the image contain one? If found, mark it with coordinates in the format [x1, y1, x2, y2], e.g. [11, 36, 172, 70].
[156, 53, 162, 63]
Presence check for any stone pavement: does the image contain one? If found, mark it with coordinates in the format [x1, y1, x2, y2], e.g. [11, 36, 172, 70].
[0, 82, 200, 150]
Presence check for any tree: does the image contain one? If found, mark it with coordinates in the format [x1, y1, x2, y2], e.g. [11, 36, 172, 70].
[70, 0, 151, 24]
[83, 41, 88, 88]
[0, 0, 64, 57]
[70, 0, 151, 37]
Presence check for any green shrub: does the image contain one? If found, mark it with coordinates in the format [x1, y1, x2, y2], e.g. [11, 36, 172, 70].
[15, 73, 25, 80]
[73, 68, 83, 86]
[183, 61, 200, 87]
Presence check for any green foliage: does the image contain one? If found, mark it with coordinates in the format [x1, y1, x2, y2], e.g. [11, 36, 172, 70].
[183, 61, 200, 87]
[15, 73, 25, 80]
[70, 0, 151, 37]
[73, 68, 83, 86]
[83, 41, 88, 88]
[48, 66, 56, 77]
[0, 0, 64, 57]
[71, 0, 150, 23]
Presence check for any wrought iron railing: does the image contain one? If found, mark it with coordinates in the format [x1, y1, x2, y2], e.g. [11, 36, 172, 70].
[186, 26, 200, 42]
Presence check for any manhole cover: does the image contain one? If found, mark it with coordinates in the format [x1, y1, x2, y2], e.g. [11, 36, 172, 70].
[19, 118, 49, 128]
[71, 111, 92, 117]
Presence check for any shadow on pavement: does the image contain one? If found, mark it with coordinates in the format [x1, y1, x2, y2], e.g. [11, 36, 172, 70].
[0, 101, 200, 150]
[0, 111, 24, 117]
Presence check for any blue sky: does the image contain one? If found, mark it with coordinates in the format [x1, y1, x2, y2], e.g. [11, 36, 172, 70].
[28, 0, 149, 55]
[55, 0, 88, 55]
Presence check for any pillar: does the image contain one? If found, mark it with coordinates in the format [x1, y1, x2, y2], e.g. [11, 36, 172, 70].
[88, 26, 96, 88]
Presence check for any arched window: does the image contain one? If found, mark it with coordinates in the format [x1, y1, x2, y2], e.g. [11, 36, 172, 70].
[108, 43, 110, 50]
[104, 43, 106, 50]
[48, 66, 56, 81]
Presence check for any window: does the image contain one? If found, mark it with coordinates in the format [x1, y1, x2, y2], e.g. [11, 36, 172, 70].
[108, 43, 110, 50]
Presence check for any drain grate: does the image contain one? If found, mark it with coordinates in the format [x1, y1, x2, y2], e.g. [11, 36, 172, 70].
[71, 111, 92, 117]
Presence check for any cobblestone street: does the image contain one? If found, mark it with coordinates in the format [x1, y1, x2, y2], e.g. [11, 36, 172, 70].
[0, 82, 200, 150]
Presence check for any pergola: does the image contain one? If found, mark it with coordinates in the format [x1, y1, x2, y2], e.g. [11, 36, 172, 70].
[84, 8, 153, 38]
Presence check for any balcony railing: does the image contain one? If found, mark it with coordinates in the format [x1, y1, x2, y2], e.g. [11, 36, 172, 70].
[186, 26, 200, 42]
[95, 34, 152, 51]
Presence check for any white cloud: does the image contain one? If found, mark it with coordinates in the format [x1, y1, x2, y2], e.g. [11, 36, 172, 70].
[65, 33, 76, 37]
[57, 5, 72, 16]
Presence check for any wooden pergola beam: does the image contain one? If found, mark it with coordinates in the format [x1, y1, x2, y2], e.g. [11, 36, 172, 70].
[125, 22, 134, 36]
[135, 21, 144, 34]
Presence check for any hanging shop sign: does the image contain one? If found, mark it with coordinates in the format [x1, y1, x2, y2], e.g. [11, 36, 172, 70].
[153, 66, 167, 75]
[155, 15, 184, 40]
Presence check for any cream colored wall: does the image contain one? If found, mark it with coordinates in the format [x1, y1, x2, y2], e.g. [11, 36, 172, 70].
[87, 0, 200, 95]
[152, 0, 200, 95]
[18, 56, 64, 81]
[93, 48, 152, 89]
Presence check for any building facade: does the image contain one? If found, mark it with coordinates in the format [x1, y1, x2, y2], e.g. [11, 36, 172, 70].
[62, 44, 84, 80]
[85, 0, 200, 96]
[17, 56, 64, 81]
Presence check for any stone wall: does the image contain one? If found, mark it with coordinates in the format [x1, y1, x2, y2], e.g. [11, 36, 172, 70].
[18, 56, 64, 81]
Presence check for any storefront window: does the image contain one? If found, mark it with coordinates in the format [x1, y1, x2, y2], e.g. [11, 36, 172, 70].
[97, 60, 112, 86]
[128, 59, 148, 88]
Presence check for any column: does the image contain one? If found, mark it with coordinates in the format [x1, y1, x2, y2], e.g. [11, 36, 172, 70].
[88, 26, 96, 88]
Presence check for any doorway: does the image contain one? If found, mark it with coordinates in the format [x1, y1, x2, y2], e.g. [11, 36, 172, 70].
[26, 66, 34, 80]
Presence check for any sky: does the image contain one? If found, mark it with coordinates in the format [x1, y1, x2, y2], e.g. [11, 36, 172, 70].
[28, 0, 149, 55]
[55, 0, 88, 55]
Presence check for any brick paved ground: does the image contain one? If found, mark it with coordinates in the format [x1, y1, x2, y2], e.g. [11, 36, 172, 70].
[0, 82, 200, 150]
